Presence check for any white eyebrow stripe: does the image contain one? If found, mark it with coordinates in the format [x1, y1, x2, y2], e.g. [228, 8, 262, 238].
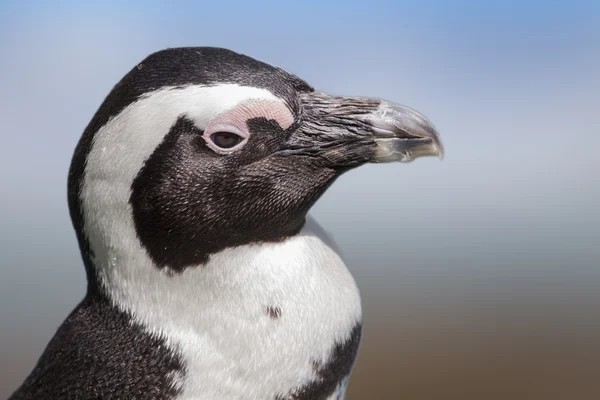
[138, 84, 286, 131]
[176, 84, 287, 129]
[81, 83, 290, 289]
[85, 83, 286, 184]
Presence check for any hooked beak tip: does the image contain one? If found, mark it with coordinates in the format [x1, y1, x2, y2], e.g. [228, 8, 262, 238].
[369, 101, 444, 163]
[432, 134, 444, 161]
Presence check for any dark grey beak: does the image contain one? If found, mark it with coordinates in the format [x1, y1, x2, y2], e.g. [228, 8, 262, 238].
[294, 91, 443, 167]
[363, 101, 444, 163]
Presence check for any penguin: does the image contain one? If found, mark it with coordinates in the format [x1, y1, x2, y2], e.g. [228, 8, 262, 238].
[9, 47, 443, 400]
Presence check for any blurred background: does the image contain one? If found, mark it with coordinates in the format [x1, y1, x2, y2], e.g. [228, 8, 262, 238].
[1, 1, 599, 398]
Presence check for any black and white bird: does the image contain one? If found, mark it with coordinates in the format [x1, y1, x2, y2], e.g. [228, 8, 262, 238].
[10, 47, 442, 400]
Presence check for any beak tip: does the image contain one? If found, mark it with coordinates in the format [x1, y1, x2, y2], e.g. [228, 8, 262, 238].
[433, 137, 444, 161]
[437, 148, 445, 161]
[370, 101, 444, 163]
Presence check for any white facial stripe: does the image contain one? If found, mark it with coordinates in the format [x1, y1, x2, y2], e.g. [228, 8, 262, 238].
[80, 83, 361, 399]
[81, 83, 287, 300]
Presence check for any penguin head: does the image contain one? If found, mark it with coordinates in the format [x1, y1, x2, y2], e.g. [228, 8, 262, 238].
[69, 47, 442, 281]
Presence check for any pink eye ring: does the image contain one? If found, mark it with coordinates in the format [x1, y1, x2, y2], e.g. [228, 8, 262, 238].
[201, 97, 294, 154]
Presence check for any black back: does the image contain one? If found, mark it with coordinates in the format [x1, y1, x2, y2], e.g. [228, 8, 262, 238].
[9, 295, 183, 400]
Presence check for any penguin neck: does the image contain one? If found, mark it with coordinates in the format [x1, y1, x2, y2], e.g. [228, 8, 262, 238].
[91, 222, 359, 332]
[78, 154, 360, 344]
[86, 225, 362, 399]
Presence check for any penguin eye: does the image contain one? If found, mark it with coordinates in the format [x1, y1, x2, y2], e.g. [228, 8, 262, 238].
[203, 122, 248, 154]
[210, 131, 243, 149]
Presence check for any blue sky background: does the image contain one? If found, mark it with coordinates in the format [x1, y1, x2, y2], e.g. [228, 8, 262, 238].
[1, 1, 599, 398]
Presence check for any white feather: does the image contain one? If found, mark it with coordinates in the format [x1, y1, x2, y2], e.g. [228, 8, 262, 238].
[81, 84, 362, 399]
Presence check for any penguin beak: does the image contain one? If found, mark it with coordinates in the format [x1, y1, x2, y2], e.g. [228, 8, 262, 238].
[295, 92, 443, 167]
[365, 101, 444, 163]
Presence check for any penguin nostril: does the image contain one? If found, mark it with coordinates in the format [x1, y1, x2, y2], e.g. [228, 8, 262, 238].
[211, 131, 243, 149]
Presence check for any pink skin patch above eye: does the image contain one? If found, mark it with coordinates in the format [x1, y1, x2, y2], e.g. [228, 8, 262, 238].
[203, 98, 295, 153]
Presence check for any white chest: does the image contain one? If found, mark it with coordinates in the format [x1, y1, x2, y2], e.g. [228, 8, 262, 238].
[99, 228, 362, 400]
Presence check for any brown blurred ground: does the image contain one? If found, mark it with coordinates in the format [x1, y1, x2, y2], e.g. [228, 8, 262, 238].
[3, 295, 600, 400]
[346, 298, 600, 399]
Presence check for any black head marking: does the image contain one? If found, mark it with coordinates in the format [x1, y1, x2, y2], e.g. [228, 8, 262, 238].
[68, 47, 314, 285]
[70, 47, 386, 277]
[129, 114, 337, 271]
